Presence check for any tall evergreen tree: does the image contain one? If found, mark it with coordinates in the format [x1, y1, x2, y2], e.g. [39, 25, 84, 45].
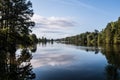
[0, 0, 34, 35]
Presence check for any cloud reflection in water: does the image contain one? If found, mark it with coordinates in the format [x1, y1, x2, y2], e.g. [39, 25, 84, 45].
[31, 53, 77, 68]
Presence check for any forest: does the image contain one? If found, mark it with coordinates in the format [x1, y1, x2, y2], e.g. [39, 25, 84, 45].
[57, 17, 120, 45]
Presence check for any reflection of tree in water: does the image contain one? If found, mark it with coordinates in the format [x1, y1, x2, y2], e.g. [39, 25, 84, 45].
[63, 42, 100, 54]
[85, 46, 99, 54]
[101, 45, 120, 80]
[105, 65, 119, 80]
[0, 42, 36, 80]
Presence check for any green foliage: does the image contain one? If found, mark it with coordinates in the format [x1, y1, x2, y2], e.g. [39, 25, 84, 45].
[29, 34, 38, 43]
[102, 18, 120, 44]
[58, 17, 120, 45]
[0, 0, 37, 44]
[0, 0, 35, 34]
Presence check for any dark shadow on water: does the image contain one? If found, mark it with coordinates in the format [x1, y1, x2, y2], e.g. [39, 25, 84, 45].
[0, 41, 37, 80]
[101, 44, 120, 80]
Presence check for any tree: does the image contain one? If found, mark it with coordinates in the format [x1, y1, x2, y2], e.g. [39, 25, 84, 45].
[29, 34, 38, 43]
[0, 0, 35, 42]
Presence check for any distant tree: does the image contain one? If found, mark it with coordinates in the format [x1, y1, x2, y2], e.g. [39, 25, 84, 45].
[94, 29, 99, 34]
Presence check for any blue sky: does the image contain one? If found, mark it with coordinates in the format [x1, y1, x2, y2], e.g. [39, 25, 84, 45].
[30, 0, 120, 39]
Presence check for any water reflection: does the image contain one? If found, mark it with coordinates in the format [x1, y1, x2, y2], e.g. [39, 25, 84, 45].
[0, 42, 36, 80]
[70, 44, 120, 80]
[38, 41, 54, 47]
[100, 45, 120, 80]
[32, 43, 120, 80]
[32, 53, 76, 68]
[76, 46, 100, 54]
[77, 44, 120, 80]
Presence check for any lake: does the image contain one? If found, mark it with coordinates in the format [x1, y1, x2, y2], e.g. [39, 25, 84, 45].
[31, 42, 120, 80]
[0, 42, 120, 80]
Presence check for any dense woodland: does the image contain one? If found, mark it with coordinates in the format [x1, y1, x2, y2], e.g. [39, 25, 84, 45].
[57, 17, 120, 45]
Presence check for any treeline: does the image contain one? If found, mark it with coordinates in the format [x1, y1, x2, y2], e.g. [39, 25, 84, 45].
[57, 17, 120, 45]
[38, 37, 54, 43]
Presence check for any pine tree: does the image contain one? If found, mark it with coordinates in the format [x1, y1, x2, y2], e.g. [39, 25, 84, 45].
[0, 0, 35, 35]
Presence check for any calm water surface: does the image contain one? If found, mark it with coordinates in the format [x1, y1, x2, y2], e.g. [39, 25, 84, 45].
[31, 43, 120, 80]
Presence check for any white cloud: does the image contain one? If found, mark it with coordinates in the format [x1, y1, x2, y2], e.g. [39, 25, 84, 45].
[31, 14, 76, 39]
[32, 14, 75, 29]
